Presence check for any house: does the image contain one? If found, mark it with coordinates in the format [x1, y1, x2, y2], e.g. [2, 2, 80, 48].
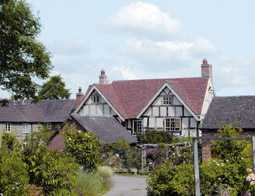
[201, 96, 255, 161]
[48, 114, 137, 150]
[0, 88, 137, 147]
[0, 99, 77, 145]
[74, 59, 215, 137]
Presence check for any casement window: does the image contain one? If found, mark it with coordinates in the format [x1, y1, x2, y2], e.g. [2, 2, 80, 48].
[22, 123, 29, 134]
[162, 96, 173, 105]
[164, 118, 181, 131]
[5, 123, 11, 133]
[93, 95, 100, 103]
[132, 120, 143, 135]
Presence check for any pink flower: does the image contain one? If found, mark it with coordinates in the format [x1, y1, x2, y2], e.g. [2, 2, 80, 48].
[246, 176, 251, 181]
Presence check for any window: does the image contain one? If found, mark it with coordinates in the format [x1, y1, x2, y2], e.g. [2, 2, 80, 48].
[93, 95, 100, 103]
[22, 123, 29, 134]
[133, 120, 143, 135]
[164, 118, 181, 131]
[5, 123, 11, 133]
[162, 96, 173, 105]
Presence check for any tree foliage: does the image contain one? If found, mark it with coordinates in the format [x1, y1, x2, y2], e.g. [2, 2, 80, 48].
[137, 129, 174, 144]
[38, 75, 71, 100]
[211, 124, 250, 163]
[63, 124, 99, 171]
[147, 125, 252, 195]
[0, 128, 79, 195]
[0, 0, 52, 101]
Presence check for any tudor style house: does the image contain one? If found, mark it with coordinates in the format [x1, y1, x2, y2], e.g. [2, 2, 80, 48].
[74, 59, 215, 137]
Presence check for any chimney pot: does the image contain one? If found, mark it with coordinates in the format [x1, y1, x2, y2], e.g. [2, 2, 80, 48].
[101, 70, 105, 75]
[203, 58, 208, 65]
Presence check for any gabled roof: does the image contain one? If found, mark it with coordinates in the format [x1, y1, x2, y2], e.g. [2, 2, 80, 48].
[71, 114, 137, 143]
[0, 99, 76, 123]
[81, 77, 209, 119]
[201, 96, 255, 130]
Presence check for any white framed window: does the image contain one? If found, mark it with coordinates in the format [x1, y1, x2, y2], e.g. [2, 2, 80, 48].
[93, 95, 100, 103]
[162, 96, 173, 105]
[22, 123, 29, 134]
[132, 120, 143, 135]
[5, 123, 11, 133]
[164, 118, 181, 131]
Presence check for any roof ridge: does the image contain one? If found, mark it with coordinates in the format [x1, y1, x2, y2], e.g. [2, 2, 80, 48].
[111, 77, 205, 83]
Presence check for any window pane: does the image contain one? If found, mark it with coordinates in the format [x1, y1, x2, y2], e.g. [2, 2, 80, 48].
[165, 118, 180, 131]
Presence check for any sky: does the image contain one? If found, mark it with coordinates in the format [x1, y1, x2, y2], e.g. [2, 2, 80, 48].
[1, 0, 255, 98]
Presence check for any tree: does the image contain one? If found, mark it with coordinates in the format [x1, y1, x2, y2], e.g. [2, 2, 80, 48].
[63, 124, 99, 171]
[38, 75, 71, 100]
[0, 0, 52, 102]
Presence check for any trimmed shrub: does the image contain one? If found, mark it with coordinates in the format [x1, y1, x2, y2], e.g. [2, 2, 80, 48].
[147, 162, 194, 196]
[137, 129, 173, 144]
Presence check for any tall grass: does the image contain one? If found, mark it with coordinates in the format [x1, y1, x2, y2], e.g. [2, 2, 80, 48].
[75, 171, 102, 196]
[75, 166, 114, 196]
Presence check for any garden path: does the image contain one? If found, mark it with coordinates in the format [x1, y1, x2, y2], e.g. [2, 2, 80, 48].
[103, 175, 147, 196]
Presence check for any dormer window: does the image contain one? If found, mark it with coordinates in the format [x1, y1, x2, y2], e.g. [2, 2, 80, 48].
[93, 95, 100, 103]
[162, 96, 173, 105]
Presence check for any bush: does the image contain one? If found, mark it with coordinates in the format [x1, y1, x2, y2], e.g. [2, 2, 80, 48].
[98, 166, 114, 193]
[0, 152, 29, 196]
[147, 125, 253, 195]
[75, 170, 102, 196]
[22, 143, 79, 195]
[1, 132, 19, 151]
[211, 124, 250, 163]
[147, 162, 194, 196]
[63, 124, 99, 171]
[200, 159, 248, 195]
[137, 129, 173, 144]
[102, 140, 140, 169]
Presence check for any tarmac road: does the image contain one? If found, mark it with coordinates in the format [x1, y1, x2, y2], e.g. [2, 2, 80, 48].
[103, 175, 147, 196]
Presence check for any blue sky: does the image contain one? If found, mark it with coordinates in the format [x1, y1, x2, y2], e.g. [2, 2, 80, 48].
[2, 0, 255, 98]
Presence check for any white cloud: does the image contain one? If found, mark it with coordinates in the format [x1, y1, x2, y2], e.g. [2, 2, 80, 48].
[112, 67, 137, 80]
[213, 57, 255, 89]
[101, 2, 185, 40]
[119, 38, 218, 69]
[47, 38, 89, 55]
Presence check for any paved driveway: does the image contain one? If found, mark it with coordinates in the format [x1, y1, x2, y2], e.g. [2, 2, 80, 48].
[103, 175, 147, 196]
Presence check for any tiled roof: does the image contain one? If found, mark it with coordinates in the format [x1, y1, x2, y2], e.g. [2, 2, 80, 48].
[88, 77, 208, 119]
[0, 99, 76, 123]
[72, 114, 137, 143]
[201, 96, 255, 130]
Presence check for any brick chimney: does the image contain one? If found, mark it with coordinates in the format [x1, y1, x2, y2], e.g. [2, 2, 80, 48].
[99, 69, 107, 84]
[201, 58, 213, 83]
[76, 87, 84, 107]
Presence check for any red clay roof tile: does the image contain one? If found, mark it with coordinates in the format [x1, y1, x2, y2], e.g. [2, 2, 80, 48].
[87, 77, 208, 119]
